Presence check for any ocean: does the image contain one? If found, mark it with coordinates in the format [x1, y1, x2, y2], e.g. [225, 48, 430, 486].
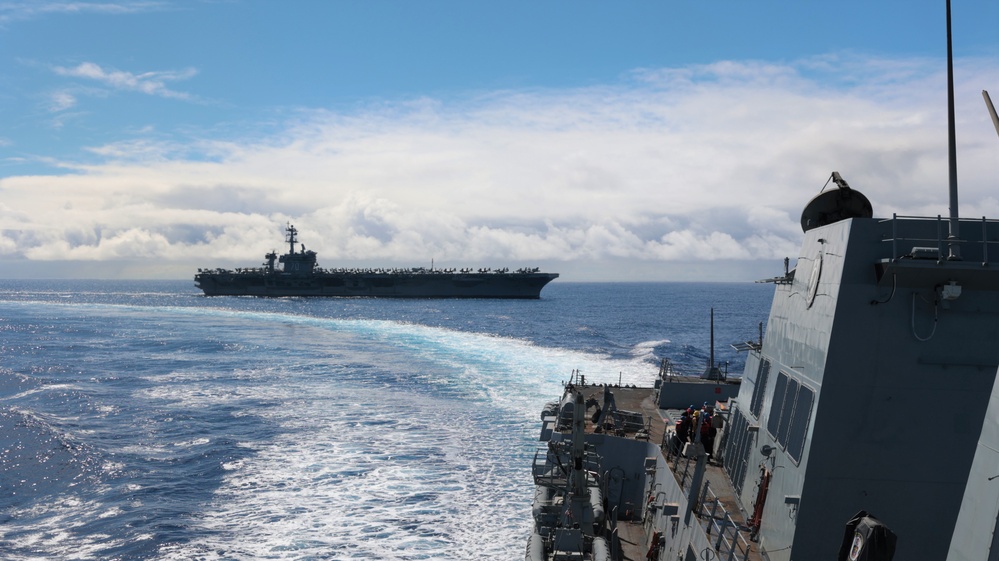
[0, 280, 772, 560]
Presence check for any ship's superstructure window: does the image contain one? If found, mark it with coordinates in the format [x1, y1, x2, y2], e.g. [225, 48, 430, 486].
[776, 377, 798, 445]
[766, 372, 788, 438]
[786, 386, 814, 463]
[766, 371, 815, 464]
[725, 408, 755, 495]
[749, 359, 771, 418]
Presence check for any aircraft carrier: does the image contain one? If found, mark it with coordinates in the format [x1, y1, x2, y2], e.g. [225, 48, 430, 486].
[195, 224, 558, 298]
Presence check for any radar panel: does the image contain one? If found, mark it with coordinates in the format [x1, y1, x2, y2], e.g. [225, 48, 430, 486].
[800, 173, 873, 233]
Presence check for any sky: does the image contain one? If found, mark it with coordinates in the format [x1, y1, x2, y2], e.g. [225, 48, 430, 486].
[0, 1, 998, 281]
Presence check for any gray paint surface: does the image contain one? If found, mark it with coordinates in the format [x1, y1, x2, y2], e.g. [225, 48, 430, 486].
[726, 215, 999, 560]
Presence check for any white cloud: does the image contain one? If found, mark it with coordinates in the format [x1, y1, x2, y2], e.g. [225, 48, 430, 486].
[0, 2, 165, 26]
[52, 61, 197, 100]
[2, 55, 998, 280]
[47, 90, 77, 111]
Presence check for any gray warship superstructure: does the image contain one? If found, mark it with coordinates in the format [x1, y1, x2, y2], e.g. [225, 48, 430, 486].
[195, 224, 558, 298]
[529, 4, 999, 560]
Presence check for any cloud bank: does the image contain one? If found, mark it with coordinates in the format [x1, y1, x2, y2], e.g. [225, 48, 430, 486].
[1, 55, 998, 280]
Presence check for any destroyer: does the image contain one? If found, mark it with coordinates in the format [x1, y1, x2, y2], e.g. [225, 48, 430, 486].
[195, 224, 558, 298]
[527, 5, 999, 560]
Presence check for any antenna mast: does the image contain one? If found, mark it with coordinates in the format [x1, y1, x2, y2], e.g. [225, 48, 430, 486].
[945, 0, 961, 260]
[709, 307, 715, 372]
[984, 91, 999, 139]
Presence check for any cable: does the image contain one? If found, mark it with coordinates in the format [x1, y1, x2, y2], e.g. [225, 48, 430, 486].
[911, 292, 939, 342]
[871, 273, 897, 305]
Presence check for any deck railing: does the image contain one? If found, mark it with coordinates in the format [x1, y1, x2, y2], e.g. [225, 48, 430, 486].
[696, 481, 754, 561]
[879, 214, 999, 264]
[531, 443, 602, 488]
[662, 449, 753, 561]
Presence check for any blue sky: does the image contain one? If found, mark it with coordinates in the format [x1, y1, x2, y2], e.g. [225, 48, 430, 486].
[1, 1, 998, 280]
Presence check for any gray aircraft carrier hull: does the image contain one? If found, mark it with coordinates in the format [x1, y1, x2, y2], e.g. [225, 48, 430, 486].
[195, 271, 559, 298]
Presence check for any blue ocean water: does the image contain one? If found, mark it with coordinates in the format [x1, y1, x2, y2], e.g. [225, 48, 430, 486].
[0, 280, 771, 560]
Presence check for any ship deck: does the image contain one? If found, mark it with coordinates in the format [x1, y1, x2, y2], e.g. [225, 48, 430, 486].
[573, 384, 765, 561]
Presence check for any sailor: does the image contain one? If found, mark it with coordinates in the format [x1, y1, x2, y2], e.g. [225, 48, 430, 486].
[646, 531, 663, 560]
[701, 411, 715, 459]
[690, 408, 701, 442]
[674, 411, 692, 454]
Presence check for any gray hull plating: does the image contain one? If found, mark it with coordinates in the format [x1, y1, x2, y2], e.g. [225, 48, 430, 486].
[195, 271, 558, 298]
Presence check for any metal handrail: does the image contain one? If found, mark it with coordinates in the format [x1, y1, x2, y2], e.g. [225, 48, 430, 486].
[663, 445, 754, 561]
[879, 214, 999, 265]
[531, 446, 602, 488]
[696, 481, 753, 561]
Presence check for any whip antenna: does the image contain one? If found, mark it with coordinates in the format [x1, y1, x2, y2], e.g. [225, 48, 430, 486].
[945, 0, 961, 260]
[984, 91, 999, 140]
